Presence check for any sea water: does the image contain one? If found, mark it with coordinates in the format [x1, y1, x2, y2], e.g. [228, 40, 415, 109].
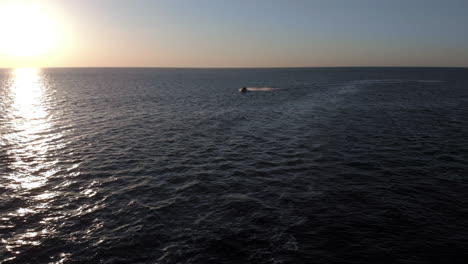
[1, 67, 467, 263]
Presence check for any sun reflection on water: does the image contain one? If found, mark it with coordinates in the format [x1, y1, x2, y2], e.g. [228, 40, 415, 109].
[11, 68, 48, 120]
[2, 68, 88, 262]
[5, 68, 54, 190]
[1, 68, 65, 259]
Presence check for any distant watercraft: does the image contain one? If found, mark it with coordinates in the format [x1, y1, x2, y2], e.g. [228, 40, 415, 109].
[239, 87, 248, 93]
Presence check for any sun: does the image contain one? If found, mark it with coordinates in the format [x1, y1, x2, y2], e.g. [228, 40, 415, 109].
[0, 1, 59, 57]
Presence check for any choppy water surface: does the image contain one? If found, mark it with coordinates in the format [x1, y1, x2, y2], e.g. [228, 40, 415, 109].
[1, 68, 467, 263]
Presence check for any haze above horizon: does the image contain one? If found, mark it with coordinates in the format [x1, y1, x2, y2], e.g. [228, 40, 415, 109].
[1, 0, 468, 68]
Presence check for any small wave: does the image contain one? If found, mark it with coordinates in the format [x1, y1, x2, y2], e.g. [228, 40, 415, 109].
[351, 79, 446, 85]
[246, 87, 278, 91]
[416, 80, 447, 83]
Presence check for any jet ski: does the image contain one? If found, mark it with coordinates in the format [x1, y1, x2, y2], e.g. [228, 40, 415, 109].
[239, 87, 248, 93]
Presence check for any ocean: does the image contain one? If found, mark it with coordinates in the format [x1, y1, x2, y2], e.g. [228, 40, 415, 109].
[1, 67, 467, 263]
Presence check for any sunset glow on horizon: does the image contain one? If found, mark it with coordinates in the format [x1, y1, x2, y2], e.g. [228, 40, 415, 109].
[0, 0, 467, 68]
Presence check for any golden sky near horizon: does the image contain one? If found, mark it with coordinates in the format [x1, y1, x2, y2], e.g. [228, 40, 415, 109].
[1, 0, 467, 68]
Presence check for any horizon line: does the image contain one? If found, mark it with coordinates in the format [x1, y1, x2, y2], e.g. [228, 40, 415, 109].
[1, 66, 468, 70]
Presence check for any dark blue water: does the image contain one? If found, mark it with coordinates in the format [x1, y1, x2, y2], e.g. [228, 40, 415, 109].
[1, 67, 467, 263]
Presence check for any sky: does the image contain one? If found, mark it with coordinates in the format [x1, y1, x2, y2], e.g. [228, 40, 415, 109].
[0, 0, 468, 68]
